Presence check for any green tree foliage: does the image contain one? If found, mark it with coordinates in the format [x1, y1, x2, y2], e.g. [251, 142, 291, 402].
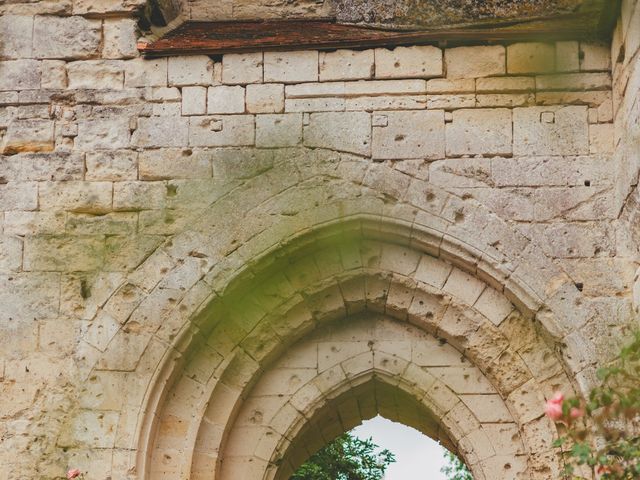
[290, 433, 396, 480]
[548, 331, 640, 479]
[440, 450, 473, 480]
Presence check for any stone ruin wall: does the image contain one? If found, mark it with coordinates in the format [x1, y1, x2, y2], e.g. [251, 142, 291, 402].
[0, 0, 639, 478]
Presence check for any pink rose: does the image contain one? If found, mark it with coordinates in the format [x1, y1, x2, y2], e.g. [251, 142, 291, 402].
[570, 407, 584, 419]
[545, 400, 563, 420]
[549, 392, 564, 405]
[67, 469, 81, 479]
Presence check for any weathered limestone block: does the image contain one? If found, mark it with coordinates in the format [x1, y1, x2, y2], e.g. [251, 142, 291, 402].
[222, 53, 264, 84]
[33, 16, 101, 59]
[555, 41, 579, 72]
[476, 77, 535, 93]
[38, 181, 113, 213]
[207, 86, 245, 114]
[0, 236, 23, 272]
[0, 152, 84, 181]
[427, 94, 475, 109]
[513, 106, 589, 156]
[0, 60, 41, 90]
[132, 117, 189, 147]
[589, 123, 614, 153]
[73, 0, 146, 15]
[169, 56, 214, 86]
[375, 46, 442, 79]
[103, 19, 138, 59]
[446, 109, 512, 157]
[507, 42, 556, 74]
[1, 119, 54, 154]
[113, 181, 165, 211]
[41, 60, 67, 89]
[0, 182, 38, 211]
[476, 93, 534, 107]
[124, 58, 167, 87]
[372, 110, 445, 160]
[445, 46, 505, 79]
[264, 51, 318, 83]
[86, 151, 138, 181]
[182, 86, 207, 116]
[77, 118, 131, 150]
[304, 112, 371, 156]
[347, 95, 427, 110]
[24, 236, 106, 271]
[0, 15, 33, 58]
[67, 61, 125, 90]
[535, 72, 612, 91]
[188, 115, 255, 147]
[246, 84, 285, 113]
[320, 49, 374, 81]
[256, 114, 302, 148]
[427, 78, 475, 93]
[139, 149, 212, 180]
[580, 42, 611, 71]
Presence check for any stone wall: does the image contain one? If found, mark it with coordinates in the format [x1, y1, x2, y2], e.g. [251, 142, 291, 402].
[0, 1, 638, 479]
[612, 0, 640, 313]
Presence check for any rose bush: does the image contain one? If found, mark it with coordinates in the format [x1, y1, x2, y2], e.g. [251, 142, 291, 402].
[545, 331, 640, 479]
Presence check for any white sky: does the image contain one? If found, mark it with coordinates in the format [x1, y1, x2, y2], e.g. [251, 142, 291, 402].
[351, 416, 449, 480]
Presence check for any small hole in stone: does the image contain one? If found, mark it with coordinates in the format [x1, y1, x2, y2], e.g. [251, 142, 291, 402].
[584, 180, 591, 186]
[575, 282, 584, 292]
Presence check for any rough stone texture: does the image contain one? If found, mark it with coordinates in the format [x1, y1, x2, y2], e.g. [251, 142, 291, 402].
[0, 3, 635, 479]
[445, 45, 506, 79]
[507, 42, 556, 74]
[32, 16, 101, 59]
[375, 46, 443, 79]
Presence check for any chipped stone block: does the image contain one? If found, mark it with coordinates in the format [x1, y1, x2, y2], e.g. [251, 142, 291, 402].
[33, 16, 101, 59]
[1, 119, 54, 155]
[589, 123, 614, 153]
[132, 117, 189, 148]
[124, 58, 167, 87]
[256, 114, 303, 148]
[375, 45, 442, 79]
[372, 110, 444, 160]
[555, 41, 579, 72]
[320, 49, 374, 81]
[264, 51, 318, 83]
[86, 151, 138, 181]
[445, 46, 505, 79]
[168, 55, 214, 86]
[0, 60, 41, 90]
[77, 118, 131, 150]
[580, 42, 611, 71]
[182, 86, 207, 116]
[188, 115, 255, 147]
[103, 19, 138, 59]
[0, 15, 33, 58]
[246, 84, 284, 114]
[304, 111, 371, 156]
[513, 106, 589, 156]
[507, 42, 556, 74]
[222, 53, 264, 85]
[207, 86, 245, 114]
[67, 61, 125, 90]
[446, 109, 512, 156]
